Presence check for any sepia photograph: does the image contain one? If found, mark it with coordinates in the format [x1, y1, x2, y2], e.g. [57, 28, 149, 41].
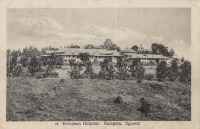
[6, 8, 191, 121]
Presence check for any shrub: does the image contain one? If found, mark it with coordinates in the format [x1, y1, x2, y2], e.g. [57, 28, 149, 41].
[135, 64, 145, 83]
[145, 73, 154, 81]
[130, 58, 145, 82]
[115, 56, 130, 80]
[68, 59, 76, 68]
[179, 61, 191, 82]
[49, 72, 59, 78]
[99, 57, 115, 80]
[77, 52, 95, 79]
[83, 60, 95, 79]
[28, 56, 42, 76]
[7, 54, 23, 77]
[68, 62, 83, 79]
[156, 61, 167, 81]
[130, 58, 141, 77]
[167, 59, 179, 81]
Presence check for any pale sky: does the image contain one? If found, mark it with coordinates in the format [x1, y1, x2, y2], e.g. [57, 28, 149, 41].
[7, 8, 191, 60]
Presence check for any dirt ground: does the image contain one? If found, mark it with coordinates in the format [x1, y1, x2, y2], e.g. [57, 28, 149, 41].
[7, 78, 191, 121]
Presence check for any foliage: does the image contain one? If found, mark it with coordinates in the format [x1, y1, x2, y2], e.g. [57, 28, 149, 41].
[131, 45, 139, 51]
[167, 59, 179, 81]
[68, 59, 76, 68]
[156, 61, 168, 81]
[129, 58, 145, 83]
[129, 58, 140, 77]
[43, 46, 59, 50]
[77, 52, 90, 62]
[151, 43, 173, 57]
[83, 60, 95, 79]
[67, 44, 80, 48]
[137, 50, 152, 54]
[77, 52, 95, 78]
[99, 57, 115, 80]
[28, 57, 42, 76]
[145, 73, 154, 81]
[68, 62, 83, 79]
[98, 39, 121, 52]
[20, 54, 28, 67]
[115, 56, 130, 80]
[55, 56, 63, 67]
[179, 61, 191, 82]
[7, 53, 23, 77]
[23, 46, 40, 58]
[135, 64, 145, 83]
[84, 44, 96, 49]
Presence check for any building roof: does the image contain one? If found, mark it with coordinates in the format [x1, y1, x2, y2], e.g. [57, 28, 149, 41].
[121, 49, 137, 53]
[45, 48, 121, 57]
[131, 54, 168, 59]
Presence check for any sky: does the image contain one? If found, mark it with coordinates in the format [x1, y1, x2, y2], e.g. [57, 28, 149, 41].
[7, 8, 191, 60]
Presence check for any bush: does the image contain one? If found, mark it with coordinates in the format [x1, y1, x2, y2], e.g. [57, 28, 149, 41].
[129, 58, 140, 77]
[145, 73, 154, 81]
[68, 59, 76, 68]
[7, 54, 23, 77]
[115, 57, 130, 80]
[28, 57, 42, 76]
[179, 61, 191, 82]
[167, 59, 179, 82]
[130, 58, 145, 82]
[135, 64, 145, 83]
[156, 61, 167, 81]
[68, 62, 83, 79]
[99, 57, 115, 80]
[83, 60, 95, 79]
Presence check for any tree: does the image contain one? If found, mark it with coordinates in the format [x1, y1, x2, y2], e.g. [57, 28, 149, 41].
[167, 59, 179, 81]
[115, 56, 130, 80]
[68, 44, 80, 48]
[99, 57, 115, 80]
[77, 52, 94, 78]
[68, 59, 76, 69]
[84, 44, 96, 49]
[169, 49, 175, 57]
[135, 64, 145, 83]
[179, 61, 191, 82]
[129, 58, 145, 83]
[156, 61, 167, 81]
[23, 46, 40, 58]
[131, 45, 139, 51]
[55, 56, 63, 68]
[151, 43, 159, 54]
[20, 54, 28, 67]
[44, 46, 59, 50]
[83, 60, 94, 78]
[68, 62, 83, 79]
[181, 57, 185, 62]
[28, 56, 41, 76]
[129, 58, 140, 77]
[78, 52, 90, 62]
[98, 39, 121, 51]
[151, 43, 171, 57]
[7, 54, 23, 77]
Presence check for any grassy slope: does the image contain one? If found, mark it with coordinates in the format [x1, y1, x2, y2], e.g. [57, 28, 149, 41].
[7, 78, 191, 121]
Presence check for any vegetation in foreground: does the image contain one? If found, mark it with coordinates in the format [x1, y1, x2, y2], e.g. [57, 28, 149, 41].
[7, 78, 191, 121]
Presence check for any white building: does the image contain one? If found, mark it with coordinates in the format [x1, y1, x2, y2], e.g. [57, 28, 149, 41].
[121, 49, 169, 64]
[42, 48, 121, 64]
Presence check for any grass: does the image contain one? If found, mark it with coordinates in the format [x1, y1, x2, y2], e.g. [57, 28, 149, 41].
[54, 65, 156, 78]
[7, 77, 191, 121]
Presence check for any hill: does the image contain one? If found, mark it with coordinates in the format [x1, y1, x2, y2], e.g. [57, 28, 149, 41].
[7, 78, 190, 121]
